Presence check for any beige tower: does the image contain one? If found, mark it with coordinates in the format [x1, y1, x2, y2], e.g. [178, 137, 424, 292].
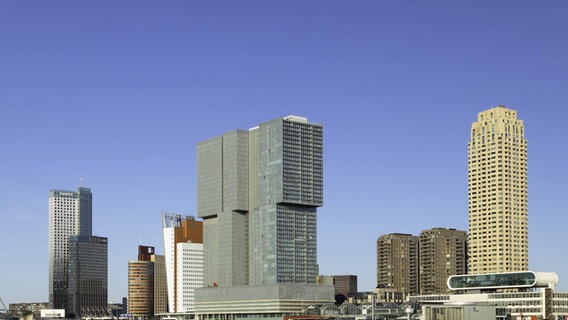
[468, 105, 528, 274]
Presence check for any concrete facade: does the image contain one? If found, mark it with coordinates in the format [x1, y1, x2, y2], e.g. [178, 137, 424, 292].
[376, 233, 419, 300]
[468, 105, 528, 274]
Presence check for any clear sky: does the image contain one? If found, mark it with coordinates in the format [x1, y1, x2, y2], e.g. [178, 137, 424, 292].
[1, 1, 567, 304]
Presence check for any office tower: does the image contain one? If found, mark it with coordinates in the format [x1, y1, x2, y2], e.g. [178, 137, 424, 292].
[197, 115, 323, 287]
[128, 246, 155, 317]
[48, 186, 92, 312]
[152, 255, 168, 315]
[68, 235, 108, 318]
[162, 214, 203, 313]
[331, 275, 358, 296]
[376, 233, 419, 300]
[419, 228, 467, 294]
[468, 106, 528, 274]
[195, 116, 333, 318]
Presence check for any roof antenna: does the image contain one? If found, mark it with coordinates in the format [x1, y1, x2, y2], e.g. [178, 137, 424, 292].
[80, 176, 83, 187]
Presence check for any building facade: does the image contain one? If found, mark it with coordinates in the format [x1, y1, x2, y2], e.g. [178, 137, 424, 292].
[48, 186, 92, 312]
[468, 106, 528, 274]
[68, 235, 108, 317]
[195, 116, 333, 319]
[419, 228, 467, 295]
[128, 246, 155, 317]
[162, 214, 203, 313]
[376, 233, 419, 300]
[332, 275, 358, 296]
[152, 254, 168, 315]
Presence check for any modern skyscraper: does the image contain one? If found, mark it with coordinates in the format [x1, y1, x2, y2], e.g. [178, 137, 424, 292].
[152, 255, 168, 315]
[162, 214, 203, 313]
[195, 116, 333, 318]
[419, 228, 467, 294]
[68, 235, 108, 317]
[376, 233, 419, 301]
[48, 186, 92, 312]
[197, 115, 323, 287]
[468, 106, 528, 274]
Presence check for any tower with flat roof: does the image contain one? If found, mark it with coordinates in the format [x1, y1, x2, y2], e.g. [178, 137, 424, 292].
[48, 186, 92, 312]
[468, 106, 528, 274]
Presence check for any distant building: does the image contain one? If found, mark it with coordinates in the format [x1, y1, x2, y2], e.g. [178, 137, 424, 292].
[152, 254, 168, 315]
[376, 233, 419, 301]
[468, 106, 528, 274]
[8, 302, 49, 320]
[68, 235, 108, 317]
[419, 228, 467, 294]
[48, 186, 92, 312]
[331, 275, 358, 296]
[162, 214, 203, 313]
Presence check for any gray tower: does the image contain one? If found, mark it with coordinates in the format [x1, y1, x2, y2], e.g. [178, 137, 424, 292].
[197, 116, 323, 287]
[48, 187, 92, 312]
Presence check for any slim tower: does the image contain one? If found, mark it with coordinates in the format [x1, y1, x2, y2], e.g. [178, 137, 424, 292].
[376, 233, 419, 300]
[419, 228, 467, 294]
[48, 186, 92, 311]
[468, 106, 528, 274]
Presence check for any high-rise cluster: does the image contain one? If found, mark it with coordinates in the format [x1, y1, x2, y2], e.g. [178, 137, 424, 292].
[48, 186, 108, 317]
[376, 228, 467, 300]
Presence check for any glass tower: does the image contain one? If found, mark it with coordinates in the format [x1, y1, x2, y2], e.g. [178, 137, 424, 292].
[468, 106, 528, 274]
[197, 115, 323, 287]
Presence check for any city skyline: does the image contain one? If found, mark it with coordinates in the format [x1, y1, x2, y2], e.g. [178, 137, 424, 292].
[1, 1, 567, 305]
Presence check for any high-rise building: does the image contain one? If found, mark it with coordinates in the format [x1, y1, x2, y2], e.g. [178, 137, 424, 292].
[48, 186, 92, 312]
[376, 233, 419, 301]
[152, 255, 168, 315]
[128, 246, 155, 317]
[68, 235, 108, 317]
[195, 116, 333, 318]
[468, 106, 528, 274]
[419, 228, 467, 294]
[162, 214, 203, 313]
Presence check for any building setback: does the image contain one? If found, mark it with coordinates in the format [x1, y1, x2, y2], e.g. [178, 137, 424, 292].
[419, 228, 467, 295]
[468, 106, 528, 274]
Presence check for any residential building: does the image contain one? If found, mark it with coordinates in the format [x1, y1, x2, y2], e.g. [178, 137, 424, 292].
[376, 233, 419, 301]
[68, 235, 108, 317]
[8, 302, 49, 320]
[48, 186, 92, 313]
[195, 116, 333, 319]
[162, 214, 203, 313]
[468, 105, 528, 274]
[419, 228, 467, 294]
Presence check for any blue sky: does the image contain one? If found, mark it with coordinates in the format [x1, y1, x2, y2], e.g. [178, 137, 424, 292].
[1, 1, 567, 304]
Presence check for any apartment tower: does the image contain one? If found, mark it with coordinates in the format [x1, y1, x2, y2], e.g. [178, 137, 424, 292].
[48, 186, 92, 312]
[376, 233, 419, 301]
[468, 106, 528, 274]
[419, 228, 467, 294]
